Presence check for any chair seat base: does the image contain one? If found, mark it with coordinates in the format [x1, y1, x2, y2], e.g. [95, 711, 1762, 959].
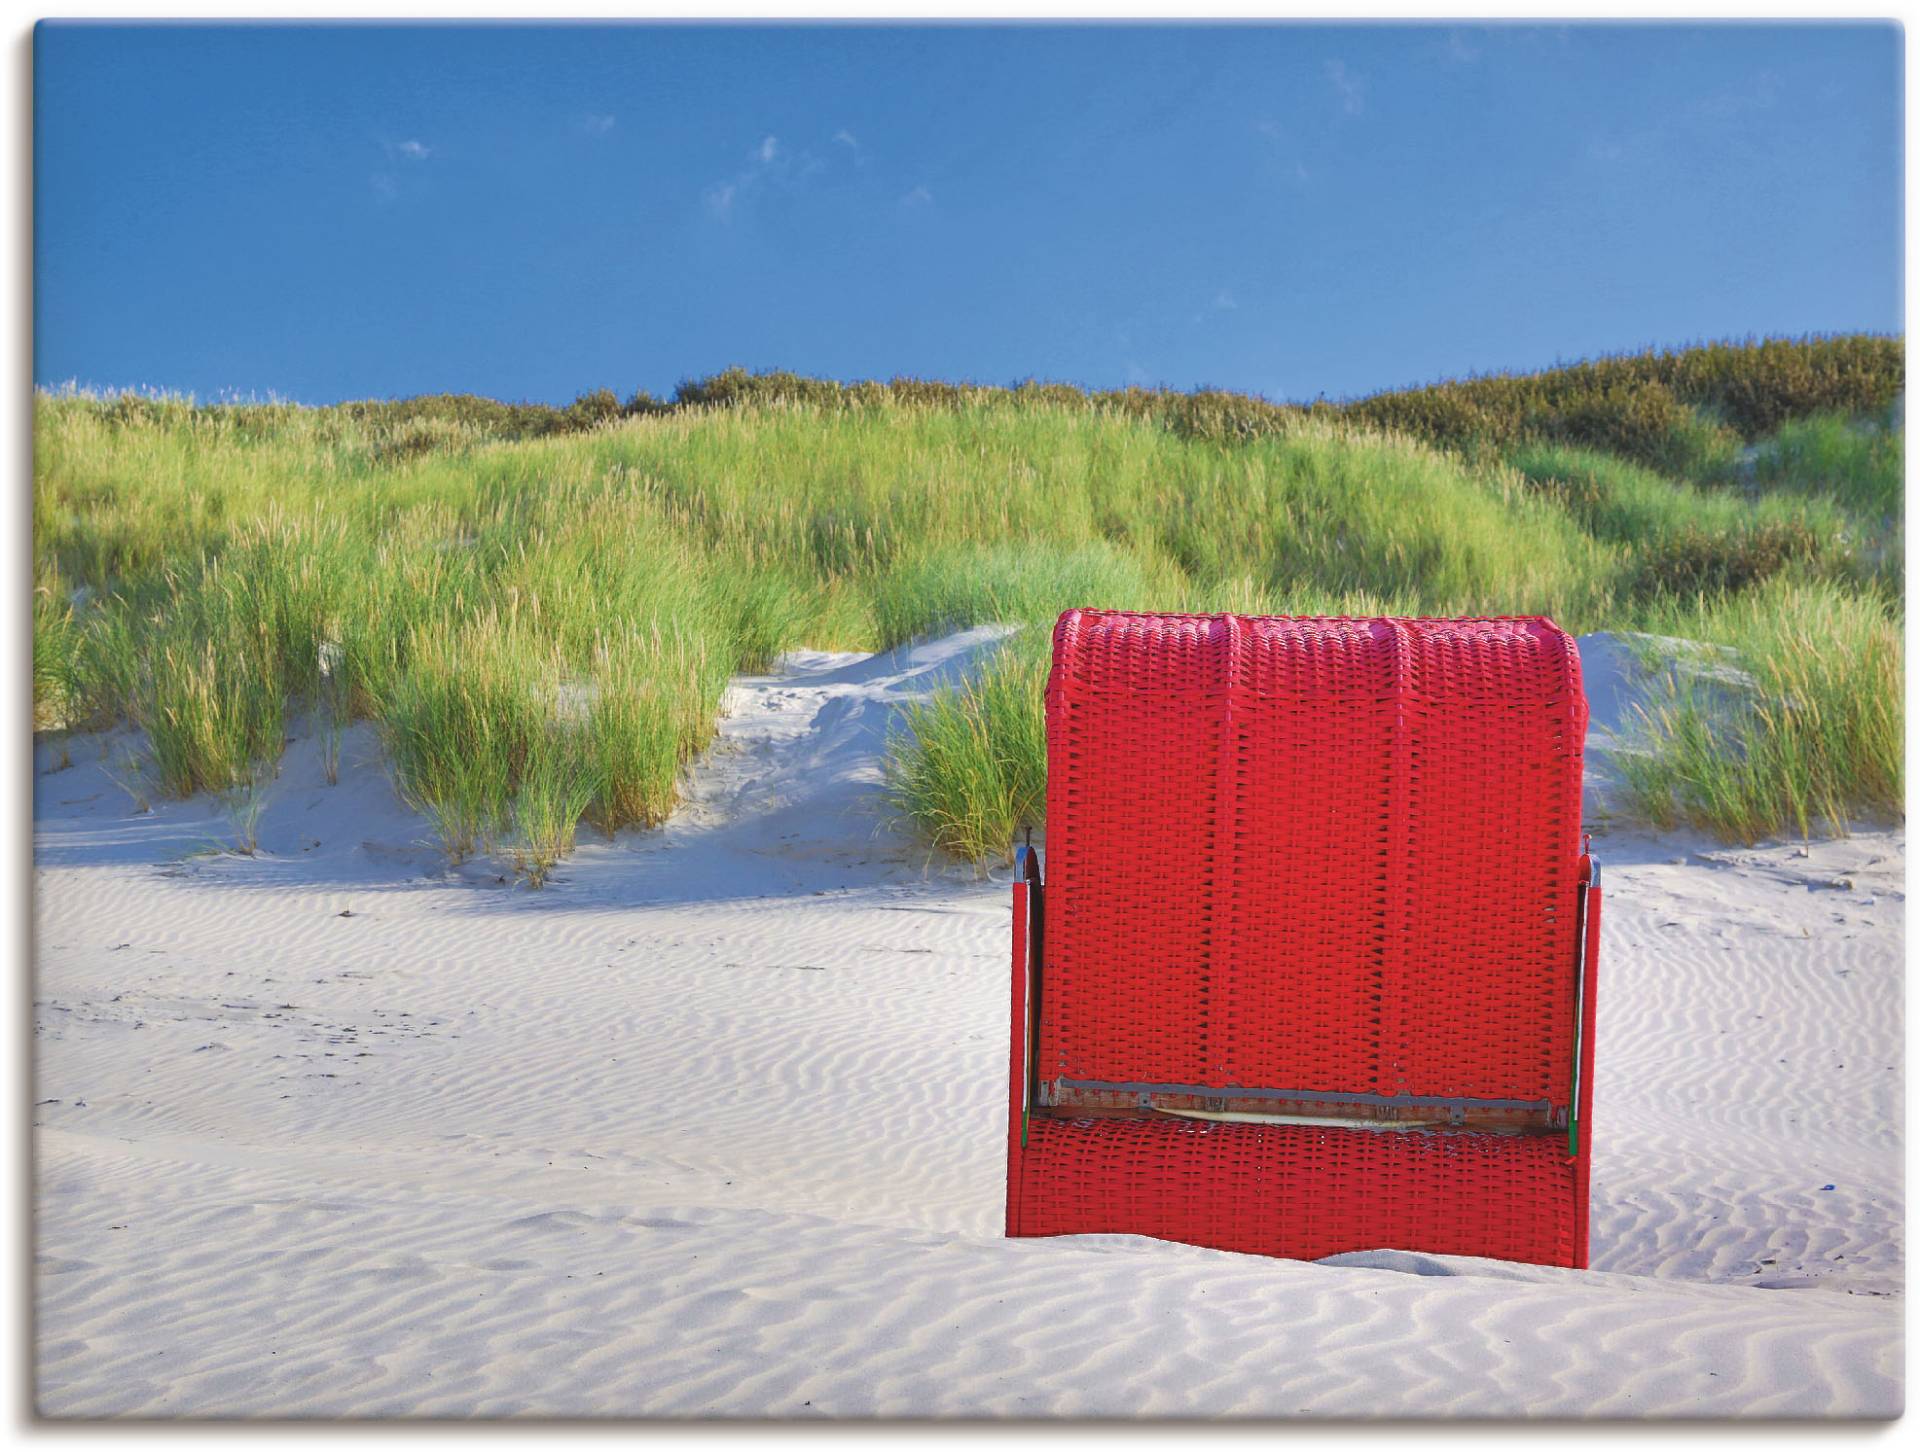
[1010, 1114, 1581, 1267]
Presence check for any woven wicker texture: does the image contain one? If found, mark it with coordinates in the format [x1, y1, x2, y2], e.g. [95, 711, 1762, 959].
[1012, 610, 1592, 1267]
[1017, 1115, 1576, 1265]
[1039, 610, 1587, 1102]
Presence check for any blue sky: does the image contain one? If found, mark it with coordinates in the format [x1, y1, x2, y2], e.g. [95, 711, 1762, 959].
[34, 21, 1903, 406]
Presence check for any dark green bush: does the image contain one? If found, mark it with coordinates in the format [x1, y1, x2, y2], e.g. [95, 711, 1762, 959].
[675, 366, 848, 410]
[70, 334, 1897, 467]
[338, 392, 573, 438]
[1339, 336, 1899, 467]
[563, 389, 623, 430]
[1545, 381, 1688, 461]
[659, 336, 1898, 470]
[1164, 389, 1302, 445]
[1637, 519, 1823, 598]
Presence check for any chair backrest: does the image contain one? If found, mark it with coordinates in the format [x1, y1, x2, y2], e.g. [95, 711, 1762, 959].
[1037, 610, 1588, 1119]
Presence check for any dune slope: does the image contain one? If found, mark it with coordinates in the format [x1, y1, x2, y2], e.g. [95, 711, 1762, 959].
[33, 629, 1902, 1418]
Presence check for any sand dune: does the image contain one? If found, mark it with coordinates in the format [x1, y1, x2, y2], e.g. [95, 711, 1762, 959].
[32, 629, 1903, 1417]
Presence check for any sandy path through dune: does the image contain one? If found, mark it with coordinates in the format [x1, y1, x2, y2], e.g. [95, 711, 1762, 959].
[32, 629, 1903, 1417]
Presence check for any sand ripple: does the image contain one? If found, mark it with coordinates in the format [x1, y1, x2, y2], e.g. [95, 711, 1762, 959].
[32, 631, 1903, 1417]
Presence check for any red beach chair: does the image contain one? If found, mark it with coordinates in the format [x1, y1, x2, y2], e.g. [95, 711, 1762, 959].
[1005, 611, 1602, 1268]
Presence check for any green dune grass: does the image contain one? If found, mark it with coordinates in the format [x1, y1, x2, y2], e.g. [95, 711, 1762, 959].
[1614, 577, 1903, 842]
[32, 339, 1904, 873]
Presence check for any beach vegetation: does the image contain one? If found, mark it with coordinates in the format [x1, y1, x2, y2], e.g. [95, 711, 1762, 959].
[33, 335, 1903, 872]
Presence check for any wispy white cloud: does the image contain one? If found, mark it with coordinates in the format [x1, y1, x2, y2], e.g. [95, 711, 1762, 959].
[704, 135, 790, 222]
[1253, 120, 1312, 184]
[1190, 289, 1239, 326]
[1324, 59, 1365, 116]
[901, 185, 934, 208]
[1443, 29, 1481, 65]
[580, 113, 616, 136]
[702, 131, 875, 221]
[370, 138, 429, 202]
[834, 128, 870, 168]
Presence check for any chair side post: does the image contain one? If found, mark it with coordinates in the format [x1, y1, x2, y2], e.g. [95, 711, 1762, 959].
[1005, 846, 1042, 1238]
[1571, 852, 1602, 1268]
[1005, 877, 1030, 1237]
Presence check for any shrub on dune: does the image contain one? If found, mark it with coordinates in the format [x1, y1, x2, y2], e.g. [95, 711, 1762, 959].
[30, 335, 1905, 873]
[1750, 410, 1904, 523]
[1617, 576, 1902, 841]
[886, 635, 1048, 864]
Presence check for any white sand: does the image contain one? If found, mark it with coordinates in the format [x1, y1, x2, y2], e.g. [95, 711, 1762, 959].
[33, 627, 1903, 1418]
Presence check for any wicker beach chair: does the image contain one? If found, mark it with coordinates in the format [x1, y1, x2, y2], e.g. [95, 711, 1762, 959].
[1005, 610, 1602, 1268]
